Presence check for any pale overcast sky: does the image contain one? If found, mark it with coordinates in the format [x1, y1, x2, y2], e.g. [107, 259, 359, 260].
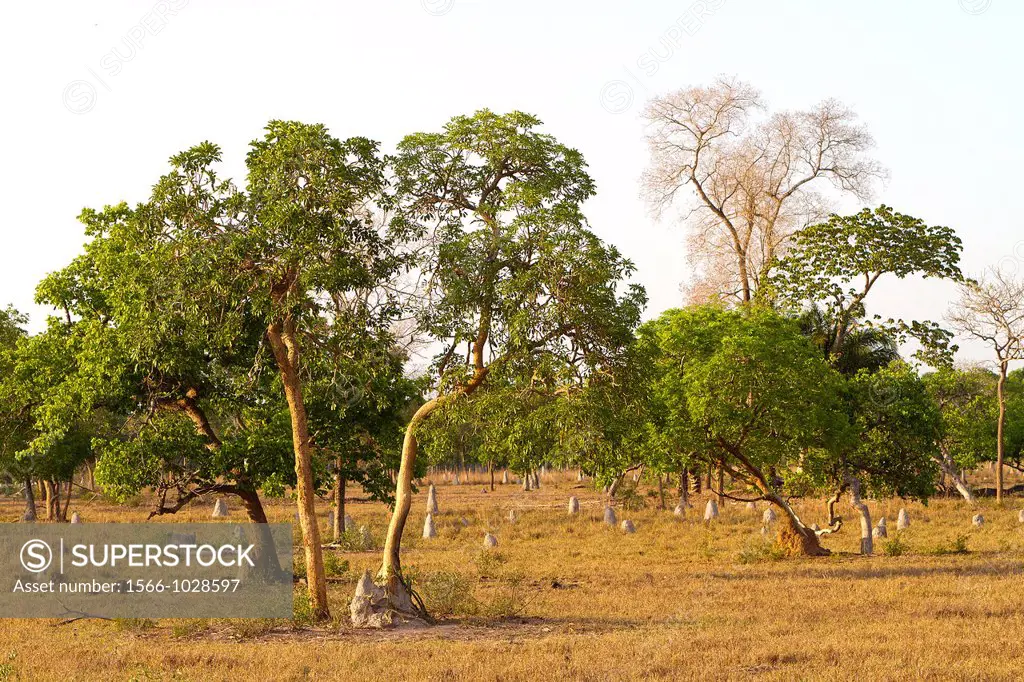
[1, 0, 1020, 365]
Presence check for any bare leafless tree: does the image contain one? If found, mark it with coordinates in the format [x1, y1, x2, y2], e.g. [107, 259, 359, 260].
[949, 267, 1024, 504]
[641, 76, 886, 304]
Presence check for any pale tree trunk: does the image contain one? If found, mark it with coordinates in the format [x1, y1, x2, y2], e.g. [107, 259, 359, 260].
[378, 398, 438, 615]
[996, 363, 1007, 505]
[333, 465, 346, 543]
[267, 319, 329, 621]
[934, 447, 975, 503]
[850, 477, 873, 555]
[657, 474, 666, 510]
[375, 309, 492, 619]
[608, 473, 624, 499]
[23, 477, 36, 521]
[43, 481, 59, 521]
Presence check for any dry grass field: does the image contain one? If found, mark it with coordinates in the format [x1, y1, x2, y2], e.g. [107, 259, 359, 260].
[3, 472, 1024, 681]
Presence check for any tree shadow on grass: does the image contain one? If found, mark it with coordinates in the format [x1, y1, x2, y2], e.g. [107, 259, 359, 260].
[708, 554, 1023, 582]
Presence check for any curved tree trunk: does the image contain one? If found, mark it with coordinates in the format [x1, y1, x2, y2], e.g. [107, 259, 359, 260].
[235, 487, 269, 524]
[933, 448, 975, 503]
[849, 477, 873, 555]
[377, 398, 438, 615]
[773, 495, 828, 556]
[727, 447, 827, 556]
[374, 309, 493, 621]
[818, 487, 845, 535]
[267, 319, 329, 621]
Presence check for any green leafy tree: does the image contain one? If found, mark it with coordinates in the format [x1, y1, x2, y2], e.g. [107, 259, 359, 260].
[922, 365, 1024, 502]
[950, 268, 1024, 504]
[1, 312, 116, 522]
[642, 305, 849, 555]
[772, 205, 963, 367]
[0, 306, 34, 519]
[829, 362, 941, 553]
[37, 166, 289, 525]
[798, 305, 899, 376]
[373, 110, 645, 617]
[238, 121, 404, 619]
[35, 125, 407, 618]
[922, 366, 997, 502]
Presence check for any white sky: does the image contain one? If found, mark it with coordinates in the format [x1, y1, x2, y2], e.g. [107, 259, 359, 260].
[1, 0, 1020, 366]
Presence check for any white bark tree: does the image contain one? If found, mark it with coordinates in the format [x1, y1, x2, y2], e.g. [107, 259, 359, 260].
[641, 76, 885, 304]
[949, 268, 1024, 504]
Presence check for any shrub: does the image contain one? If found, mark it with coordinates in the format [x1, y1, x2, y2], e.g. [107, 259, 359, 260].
[0, 652, 17, 682]
[331, 529, 372, 552]
[698, 530, 717, 559]
[473, 549, 507, 578]
[882, 533, 909, 557]
[419, 571, 477, 618]
[737, 538, 786, 564]
[322, 551, 349, 577]
[291, 588, 316, 628]
[926, 533, 969, 556]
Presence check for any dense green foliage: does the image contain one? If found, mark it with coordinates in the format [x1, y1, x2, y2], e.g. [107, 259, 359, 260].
[393, 110, 645, 476]
[772, 205, 963, 367]
[1, 104, 1018, 577]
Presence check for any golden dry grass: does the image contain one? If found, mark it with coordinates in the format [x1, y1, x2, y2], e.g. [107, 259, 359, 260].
[2, 473, 1024, 681]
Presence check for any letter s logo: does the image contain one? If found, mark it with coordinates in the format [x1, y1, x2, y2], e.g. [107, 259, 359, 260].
[20, 540, 53, 573]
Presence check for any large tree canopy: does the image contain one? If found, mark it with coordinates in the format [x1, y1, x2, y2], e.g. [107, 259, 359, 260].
[24, 122, 411, 620]
[371, 109, 646, 619]
[771, 205, 963, 367]
[641, 305, 849, 554]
